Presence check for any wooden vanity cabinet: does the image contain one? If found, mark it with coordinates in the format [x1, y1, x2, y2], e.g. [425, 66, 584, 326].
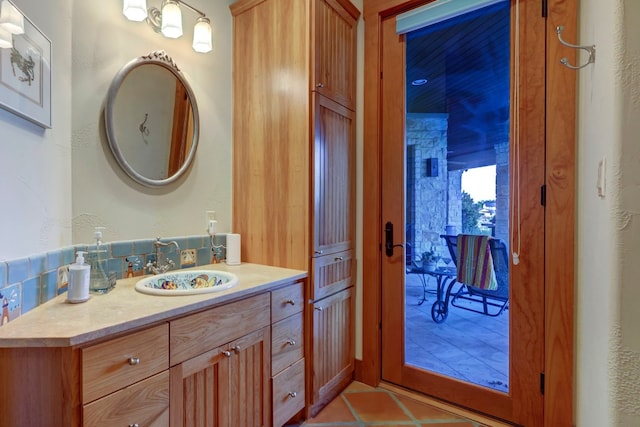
[0, 280, 311, 427]
[231, 0, 359, 419]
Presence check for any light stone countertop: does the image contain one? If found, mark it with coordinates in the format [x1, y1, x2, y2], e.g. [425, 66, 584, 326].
[0, 263, 307, 348]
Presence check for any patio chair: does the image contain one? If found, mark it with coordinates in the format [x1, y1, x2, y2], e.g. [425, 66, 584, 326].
[441, 234, 509, 317]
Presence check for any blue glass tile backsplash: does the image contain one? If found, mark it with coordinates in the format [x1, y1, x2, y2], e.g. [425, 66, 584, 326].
[0, 234, 227, 326]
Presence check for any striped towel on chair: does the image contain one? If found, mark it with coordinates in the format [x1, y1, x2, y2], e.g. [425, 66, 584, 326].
[456, 234, 498, 291]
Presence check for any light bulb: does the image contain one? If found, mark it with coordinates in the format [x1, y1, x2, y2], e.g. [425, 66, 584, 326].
[161, 0, 182, 39]
[0, 0, 24, 35]
[192, 16, 212, 53]
[122, 0, 148, 22]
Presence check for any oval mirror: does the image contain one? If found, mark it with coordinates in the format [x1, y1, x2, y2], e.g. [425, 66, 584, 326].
[104, 51, 199, 187]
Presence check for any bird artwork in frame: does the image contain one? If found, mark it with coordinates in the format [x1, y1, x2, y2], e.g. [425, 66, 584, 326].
[0, 0, 51, 128]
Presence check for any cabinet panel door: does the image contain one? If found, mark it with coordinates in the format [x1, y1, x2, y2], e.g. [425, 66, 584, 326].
[227, 327, 272, 427]
[309, 287, 354, 416]
[170, 327, 271, 427]
[312, 94, 355, 257]
[170, 343, 230, 427]
[313, 0, 359, 110]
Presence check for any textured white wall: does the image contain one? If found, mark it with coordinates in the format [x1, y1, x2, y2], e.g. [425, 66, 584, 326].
[70, 0, 233, 245]
[576, 0, 640, 425]
[0, 0, 72, 260]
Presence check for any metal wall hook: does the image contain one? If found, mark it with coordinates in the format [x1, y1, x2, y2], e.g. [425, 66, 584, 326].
[556, 26, 595, 70]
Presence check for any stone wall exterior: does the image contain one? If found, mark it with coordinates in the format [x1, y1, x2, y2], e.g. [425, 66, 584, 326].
[406, 114, 450, 261]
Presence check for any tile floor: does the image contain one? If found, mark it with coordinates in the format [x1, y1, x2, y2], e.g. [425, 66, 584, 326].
[300, 381, 489, 426]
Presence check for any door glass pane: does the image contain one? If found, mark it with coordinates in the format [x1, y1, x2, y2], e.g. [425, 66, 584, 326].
[404, 0, 510, 392]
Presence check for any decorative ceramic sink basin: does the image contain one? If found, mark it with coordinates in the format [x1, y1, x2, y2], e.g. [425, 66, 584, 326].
[135, 270, 239, 296]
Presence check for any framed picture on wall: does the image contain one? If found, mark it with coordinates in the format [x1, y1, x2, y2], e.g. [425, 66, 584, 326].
[0, 0, 51, 129]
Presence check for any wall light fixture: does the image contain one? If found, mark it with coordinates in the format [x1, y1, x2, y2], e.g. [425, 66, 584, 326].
[122, 0, 212, 53]
[0, 0, 24, 49]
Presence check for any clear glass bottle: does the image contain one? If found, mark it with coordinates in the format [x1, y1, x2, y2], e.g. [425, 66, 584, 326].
[87, 227, 112, 294]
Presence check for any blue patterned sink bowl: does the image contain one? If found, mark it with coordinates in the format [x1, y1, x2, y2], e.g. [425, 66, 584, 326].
[135, 270, 238, 296]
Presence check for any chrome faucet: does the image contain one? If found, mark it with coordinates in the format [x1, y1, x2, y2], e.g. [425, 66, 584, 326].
[146, 237, 180, 275]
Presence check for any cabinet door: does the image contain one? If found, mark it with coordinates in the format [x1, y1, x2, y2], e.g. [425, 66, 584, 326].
[170, 327, 271, 427]
[309, 287, 354, 416]
[313, 0, 360, 110]
[312, 94, 355, 257]
[227, 327, 272, 427]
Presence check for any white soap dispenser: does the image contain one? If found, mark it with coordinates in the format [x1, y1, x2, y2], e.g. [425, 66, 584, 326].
[68, 251, 90, 303]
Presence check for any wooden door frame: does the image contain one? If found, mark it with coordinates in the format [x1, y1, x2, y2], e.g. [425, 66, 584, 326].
[359, 0, 576, 426]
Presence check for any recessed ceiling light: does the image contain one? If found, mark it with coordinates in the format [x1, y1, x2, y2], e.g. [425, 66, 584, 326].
[411, 78, 428, 86]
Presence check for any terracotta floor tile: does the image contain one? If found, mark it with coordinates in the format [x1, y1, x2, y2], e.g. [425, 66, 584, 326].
[396, 395, 463, 421]
[344, 391, 413, 422]
[306, 395, 358, 424]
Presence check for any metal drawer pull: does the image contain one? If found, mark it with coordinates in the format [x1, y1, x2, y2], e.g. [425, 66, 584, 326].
[129, 424, 140, 427]
[316, 83, 324, 88]
[232, 345, 241, 354]
[288, 391, 297, 398]
[315, 306, 323, 312]
[286, 339, 296, 346]
[128, 357, 140, 365]
[285, 299, 296, 306]
[314, 250, 324, 255]
[221, 350, 232, 357]
[335, 256, 344, 261]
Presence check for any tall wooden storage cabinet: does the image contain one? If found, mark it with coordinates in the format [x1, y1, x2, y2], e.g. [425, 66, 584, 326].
[231, 0, 359, 420]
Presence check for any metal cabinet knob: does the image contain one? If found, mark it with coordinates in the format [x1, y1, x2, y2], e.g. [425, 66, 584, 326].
[231, 345, 241, 354]
[314, 250, 324, 255]
[335, 256, 344, 261]
[221, 350, 232, 357]
[129, 424, 140, 427]
[288, 391, 297, 398]
[316, 83, 324, 88]
[286, 339, 296, 346]
[315, 306, 323, 312]
[285, 299, 296, 306]
[128, 357, 140, 365]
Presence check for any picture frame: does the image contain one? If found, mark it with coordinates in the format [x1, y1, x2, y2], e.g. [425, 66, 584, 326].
[0, 1, 51, 128]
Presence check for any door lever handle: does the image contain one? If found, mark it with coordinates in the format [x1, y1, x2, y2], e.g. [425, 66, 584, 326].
[385, 221, 404, 257]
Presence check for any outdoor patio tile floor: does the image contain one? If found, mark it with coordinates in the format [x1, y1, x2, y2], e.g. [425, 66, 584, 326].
[404, 273, 509, 391]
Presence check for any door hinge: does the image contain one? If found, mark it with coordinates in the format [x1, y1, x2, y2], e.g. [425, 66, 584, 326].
[541, 0, 548, 17]
[541, 185, 546, 206]
[540, 372, 545, 394]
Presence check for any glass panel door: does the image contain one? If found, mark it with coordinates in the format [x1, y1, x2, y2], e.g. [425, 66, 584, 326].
[403, 1, 511, 392]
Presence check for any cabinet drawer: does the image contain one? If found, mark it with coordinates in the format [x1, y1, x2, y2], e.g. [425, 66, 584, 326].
[271, 312, 304, 375]
[83, 371, 169, 427]
[170, 292, 270, 365]
[82, 323, 169, 403]
[271, 281, 304, 323]
[272, 358, 305, 427]
[311, 250, 353, 300]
